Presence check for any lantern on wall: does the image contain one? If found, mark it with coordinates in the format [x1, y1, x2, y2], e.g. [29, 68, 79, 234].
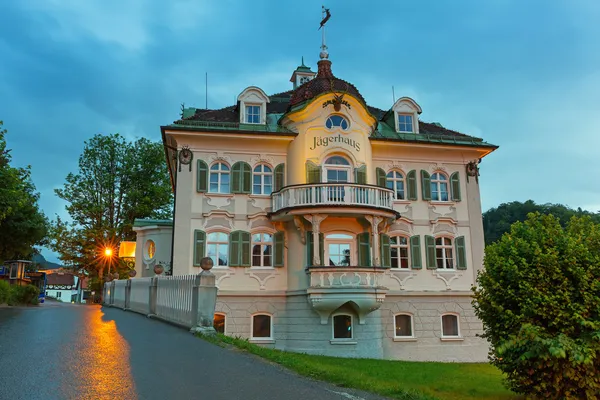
[118, 241, 136, 258]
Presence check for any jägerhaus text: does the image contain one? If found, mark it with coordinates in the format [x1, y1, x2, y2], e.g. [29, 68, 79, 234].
[309, 134, 360, 151]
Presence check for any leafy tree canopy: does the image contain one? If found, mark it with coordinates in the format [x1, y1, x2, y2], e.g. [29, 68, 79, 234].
[49, 133, 173, 279]
[473, 213, 600, 398]
[0, 120, 48, 262]
[483, 200, 600, 245]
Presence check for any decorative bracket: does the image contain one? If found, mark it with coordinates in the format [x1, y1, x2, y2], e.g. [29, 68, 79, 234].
[293, 216, 306, 244]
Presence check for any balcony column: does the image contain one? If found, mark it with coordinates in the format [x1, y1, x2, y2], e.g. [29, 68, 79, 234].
[365, 216, 384, 267]
[304, 214, 327, 265]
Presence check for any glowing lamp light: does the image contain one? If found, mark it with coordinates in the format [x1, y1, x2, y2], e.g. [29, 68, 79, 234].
[104, 248, 113, 257]
[118, 241, 136, 258]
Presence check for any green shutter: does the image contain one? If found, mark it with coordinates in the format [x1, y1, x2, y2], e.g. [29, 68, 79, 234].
[193, 230, 206, 266]
[354, 165, 367, 184]
[274, 232, 284, 267]
[450, 172, 461, 202]
[380, 234, 391, 268]
[240, 231, 251, 267]
[410, 235, 422, 269]
[357, 232, 371, 267]
[196, 160, 208, 192]
[241, 162, 251, 194]
[306, 161, 321, 183]
[274, 164, 285, 192]
[407, 170, 417, 201]
[319, 232, 325, 266]
[421, 170, 431, 201]
[376, 168, 387, 187]
[306, 231, 313, 267]
[455, 236, 467, 270]
[425, 235, 437, 269]
[229, 231, 241, 266]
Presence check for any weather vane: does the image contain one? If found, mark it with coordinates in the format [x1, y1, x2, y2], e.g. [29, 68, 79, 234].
[319, 6, 331, 59]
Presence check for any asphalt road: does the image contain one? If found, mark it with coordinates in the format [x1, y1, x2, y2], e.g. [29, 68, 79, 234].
[0, 301, 389, 400]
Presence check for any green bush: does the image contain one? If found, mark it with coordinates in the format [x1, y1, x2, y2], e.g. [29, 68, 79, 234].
[0, 280, 10, 304]
[8, 284, 39, 305]
[473, 213, 600, 399]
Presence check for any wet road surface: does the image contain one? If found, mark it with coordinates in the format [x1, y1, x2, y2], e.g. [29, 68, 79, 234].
[0, 301, 388, 400]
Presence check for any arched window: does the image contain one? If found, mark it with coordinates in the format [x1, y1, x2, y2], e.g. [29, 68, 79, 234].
[430, 172, 449, 201]
[325, 115, 349, 130]
[252, 232, 273, 267]
[206, 232, 229, 267]
[209, 163, 230, 193]
[441, 314, 460, 338]
[332, 314, 353, 339]
[324, 156, 351, 183]
[386, 171, 405, 200]
[390, 236, 410, 269]
[394, 314, 414, 338]
[213, 313, 226, 334]
[252, 164, 273, 195]
[251, 313, 272, 339]
[435, 237, 454, 269]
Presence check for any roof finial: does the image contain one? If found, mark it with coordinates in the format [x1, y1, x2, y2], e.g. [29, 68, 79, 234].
[319, 6, 331, 60]
[301, 56, 306, 67]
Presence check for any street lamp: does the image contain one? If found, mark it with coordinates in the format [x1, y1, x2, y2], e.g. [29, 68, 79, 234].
[104, 247, 114, 276]
[104, 248, 112, 257]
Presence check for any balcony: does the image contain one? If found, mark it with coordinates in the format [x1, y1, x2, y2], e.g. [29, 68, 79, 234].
[271, 183, 397, 216]
[306, 266, 388, 324]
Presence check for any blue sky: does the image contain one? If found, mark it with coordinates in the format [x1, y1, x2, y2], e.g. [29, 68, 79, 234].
[1, 0, 599, 262]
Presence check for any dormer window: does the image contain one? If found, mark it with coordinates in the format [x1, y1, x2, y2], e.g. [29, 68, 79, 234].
[246, 105, 261, 124]
[398, 114, 413, 133]
[326, 115, 349, 130]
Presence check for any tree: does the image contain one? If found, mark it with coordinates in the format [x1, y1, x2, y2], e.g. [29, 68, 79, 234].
[0, 120, 48, 262]
[473, 213, 600, 398]
[49, 133, 173, 280]
[483, 200, 600, 245]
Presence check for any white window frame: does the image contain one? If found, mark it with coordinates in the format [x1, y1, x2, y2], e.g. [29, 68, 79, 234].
[251, 232, 273, 268]
[206, 231, 229, 268]
[397, 113, 414, 133]
[323, 155, 352, 184]
[252, 164, 273, 195]
[435, 236, 454, 269]
[324, 233, 355, 267]
[213, 313, 226, 334]
[390, 235, 410, 269]
[331, 313, 354, 341]
[431, 172, 449, 202]
[386, 170, 405, 200]
[250, 313, 273, 342]
[209, 162, 231, 194]
[440, 313, 462, 340]
[245, 104, 261, 124]
[393, 313, 415, 340]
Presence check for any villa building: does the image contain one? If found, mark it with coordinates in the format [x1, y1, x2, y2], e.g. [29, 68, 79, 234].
[134, 45, 497, 361]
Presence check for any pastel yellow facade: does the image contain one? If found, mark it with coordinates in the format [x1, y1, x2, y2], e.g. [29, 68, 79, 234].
[135, 57, 497, 362]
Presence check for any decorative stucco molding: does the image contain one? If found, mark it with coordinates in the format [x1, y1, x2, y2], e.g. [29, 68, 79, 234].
[293, 216, 306, 244]
[430, 220, 458, 236]
[432, 270, 463, 290]
[428, 163, 447, 173]
[244, 268, 279, 290]
[249, 154, 275, 167]
[388, 271, 417, 290]
[207, 154, 233, 165]
[213, 269, 235, 287]
[205, 195, 232, 210]
[202, 215, 235, 230]
[386, 161, 407, 172]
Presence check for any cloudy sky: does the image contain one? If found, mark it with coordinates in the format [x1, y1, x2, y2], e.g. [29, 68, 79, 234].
[1, 0, 599, 262]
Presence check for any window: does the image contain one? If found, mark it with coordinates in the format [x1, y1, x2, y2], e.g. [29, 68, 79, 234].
[441, 314, 460, 337]
[57, 292, 62, 298]
[209, 163, 230, 193]
[252, 314, 272, 339]
[333, 315, 353, 339]
[252, 233, 273, 267]
[398, 114, 414, 132]
[213, 313, 225, 334]
[435, 237, 454, 269]
[252, 165, 273, 195]
[386, 171, 405, 200]
[430, 173, 449, 201]
[144, 240, 155, 260]
[394, 314, 414, 338]
[390, 236, 410, 269]
[326, 233, 353, 267]
[206, 232, 229, 267]
[246, 105, 260, 124]
[325, 115, 349, 130]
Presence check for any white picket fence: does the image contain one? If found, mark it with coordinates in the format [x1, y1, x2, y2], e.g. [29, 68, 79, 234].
[103, 275, 203, 329]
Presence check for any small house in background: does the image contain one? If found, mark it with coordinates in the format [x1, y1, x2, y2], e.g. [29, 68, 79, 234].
[46, 272, 78, 302]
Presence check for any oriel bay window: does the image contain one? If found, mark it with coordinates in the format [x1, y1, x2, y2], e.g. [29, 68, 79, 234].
[424, 235, 467, 270]
[325, 233, 353, 267]
[306, 231, 370, 267]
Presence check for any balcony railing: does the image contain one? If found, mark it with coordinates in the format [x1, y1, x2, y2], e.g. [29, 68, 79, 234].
[307, 266, 387, 289]
[272, 183, 395, 213]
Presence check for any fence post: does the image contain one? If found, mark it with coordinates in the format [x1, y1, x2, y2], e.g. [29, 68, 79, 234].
[190, 257, 218, 335]
[148, 277, 158, 317]
[124, 280, 132, 310]
[190, 274, 201, 328]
